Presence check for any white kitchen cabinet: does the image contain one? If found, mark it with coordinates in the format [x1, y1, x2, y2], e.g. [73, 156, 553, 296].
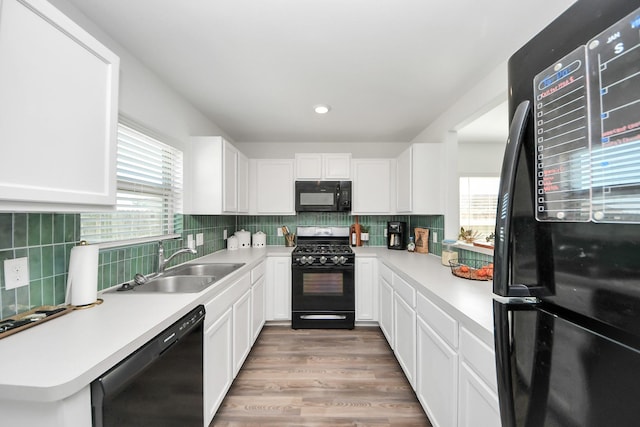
[458, 326, 500, 427]
[190, 137, 248, 214]
[458, 362, 501, 427]
[251, 275, 266, 342]
[265, 256, 291, 320]
[393, 289, 416, 388]
[352, 159, 393, 214]
[251, 159, 295, 215]
[204, 307, 233, 424]
[0, 0, 119, 211]
[396, 143, 444, 214]
[238, 151, 250, 213]
[295, 153, 351, 180]
[355, 257, 378, 321]
[417, 316, 459, 427]
[355, 258, 379, 320]
[233, 289, 252, 377]
[251, 261, 266, 343]
[378, 264, 394, 348]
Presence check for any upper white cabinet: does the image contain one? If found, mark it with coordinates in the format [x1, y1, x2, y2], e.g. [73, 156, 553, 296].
[189, 137, 248, 214]
[396, 143, 444, 214]
[0, 0, 119, 211]
[295, 153, 351, 180]
[250, 159, 295, 215]
[352, 159, 393, 214]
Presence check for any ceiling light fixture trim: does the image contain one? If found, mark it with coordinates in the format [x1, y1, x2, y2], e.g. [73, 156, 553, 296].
[314, 104, 331, 114]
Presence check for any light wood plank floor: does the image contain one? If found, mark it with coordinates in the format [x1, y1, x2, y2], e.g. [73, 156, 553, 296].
[210, 326, 432, 427]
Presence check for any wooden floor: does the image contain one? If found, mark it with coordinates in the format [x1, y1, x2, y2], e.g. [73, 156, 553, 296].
[210, 326, 432, 427]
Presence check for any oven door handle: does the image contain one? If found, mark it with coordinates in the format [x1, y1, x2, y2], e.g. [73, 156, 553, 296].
[292, 264, 354, 271]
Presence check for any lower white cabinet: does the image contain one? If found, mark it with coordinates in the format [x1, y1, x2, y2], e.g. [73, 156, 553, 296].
[417, 316, 459, 427]
[378, 271, 394, 348]
[355, 257, 378, 321]
[266, 256, 291, 320]
[233, 289, 252, 377]
[458, 362, 500, 427]
[204, 307, 233, 424]
[458, 327, 500, 427]
[393, 291, 416, 388]
[251, 275, 266, 342]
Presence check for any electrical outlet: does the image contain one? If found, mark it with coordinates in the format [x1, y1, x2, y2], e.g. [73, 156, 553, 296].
[383, 229, 388, 237]
[4, 257, 29, 290]
[196, 233, 204, 246]
[277, 227, 283, 237]
[433, 231, 438, 243]
[223, 229, 228, 240]
[187, 234, 195, 249]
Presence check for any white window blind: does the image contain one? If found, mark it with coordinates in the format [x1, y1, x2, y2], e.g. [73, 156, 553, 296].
[459, 177, 500, 236]
[81, 123, 183, 244]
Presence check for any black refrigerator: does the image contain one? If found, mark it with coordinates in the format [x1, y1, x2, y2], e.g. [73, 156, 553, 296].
[494, 1, 640, 426]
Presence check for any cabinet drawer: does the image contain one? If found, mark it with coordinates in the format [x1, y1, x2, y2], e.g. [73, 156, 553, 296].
[205, 273, 251, 324]
[392, 274, 416, 307]
[379, 262, 393, 284]
[417, 292, 458, 349]
[251, 261, 266, 283]
[459, 326, 497, 392]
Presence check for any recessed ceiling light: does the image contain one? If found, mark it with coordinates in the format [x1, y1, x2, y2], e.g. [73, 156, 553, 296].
[314, 104, 331, 114]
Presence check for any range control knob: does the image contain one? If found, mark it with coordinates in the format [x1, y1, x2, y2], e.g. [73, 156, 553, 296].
[338, 256, 347, 265]
[298, 256, 307, 265]
[319, 256, 327, 264]
[332, 256, 340, 265]
[307, 256, 315, 265]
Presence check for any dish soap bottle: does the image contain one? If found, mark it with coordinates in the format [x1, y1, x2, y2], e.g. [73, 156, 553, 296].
[407, 236, 415, 252]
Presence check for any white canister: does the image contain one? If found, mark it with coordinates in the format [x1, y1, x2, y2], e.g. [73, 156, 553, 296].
[227, 235, 239, 250]
[235, 229, 251, 248]
[252, 231, 266, 247]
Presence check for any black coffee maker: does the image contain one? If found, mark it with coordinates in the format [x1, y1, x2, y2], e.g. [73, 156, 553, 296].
[387, 221, 407, 250]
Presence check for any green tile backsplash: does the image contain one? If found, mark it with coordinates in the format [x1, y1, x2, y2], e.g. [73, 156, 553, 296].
[0, 211, 458, 318]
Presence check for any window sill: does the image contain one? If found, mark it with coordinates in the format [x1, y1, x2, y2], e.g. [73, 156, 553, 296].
[454, 241, 494, 256]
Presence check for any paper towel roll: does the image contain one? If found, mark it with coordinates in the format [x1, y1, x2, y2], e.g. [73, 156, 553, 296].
[65, 243, 99, 306]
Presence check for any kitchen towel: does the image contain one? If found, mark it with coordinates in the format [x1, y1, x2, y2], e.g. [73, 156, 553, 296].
[65, 243, 99, 306]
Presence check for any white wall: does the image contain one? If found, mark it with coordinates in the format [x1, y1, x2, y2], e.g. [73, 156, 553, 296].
[458, 142, 506, 176]
[235, 141, 410, 159]
[47, 0, 229, 151]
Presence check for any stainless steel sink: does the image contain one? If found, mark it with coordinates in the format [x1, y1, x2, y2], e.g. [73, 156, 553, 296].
[164, 262, 244, 278]
[119, 262, 245, 293]
[131, 275, 217, 293]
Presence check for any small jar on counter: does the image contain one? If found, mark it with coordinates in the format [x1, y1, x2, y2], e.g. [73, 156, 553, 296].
[407, 237, 416, 252]
[441, 239, 458, 266]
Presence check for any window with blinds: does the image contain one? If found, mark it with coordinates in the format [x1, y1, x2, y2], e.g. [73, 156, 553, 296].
[459, 177, 500, 236]
[81, 123, 183, 244]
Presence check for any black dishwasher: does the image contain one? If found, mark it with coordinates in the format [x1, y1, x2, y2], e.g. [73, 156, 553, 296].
[91, 305, 205, 427]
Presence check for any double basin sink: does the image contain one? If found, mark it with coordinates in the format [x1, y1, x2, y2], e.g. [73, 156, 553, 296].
[123, 263, 245, 293]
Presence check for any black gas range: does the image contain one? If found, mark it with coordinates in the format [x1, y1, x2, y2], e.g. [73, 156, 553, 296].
[291, 227, 355, 329]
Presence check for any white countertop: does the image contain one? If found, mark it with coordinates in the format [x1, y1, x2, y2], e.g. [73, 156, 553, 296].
[353, 247, 495, 345]
[0, 245, 494, 404]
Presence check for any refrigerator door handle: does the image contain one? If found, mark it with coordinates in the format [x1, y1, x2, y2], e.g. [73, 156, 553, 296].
[494, 100, 530, 297]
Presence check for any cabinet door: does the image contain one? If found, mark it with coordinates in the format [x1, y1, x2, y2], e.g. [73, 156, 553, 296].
[204, 308, 233, 424]
[0, 0, 119, 209]
[356, 258, 377, 321]
[396, 146, 413, 212]
[394, 293, 416, 388]
[251, 276, 266, 343]
[411, 143, 444, 214]
[237, 151, 249, 213]
[458, 362, 501, 427]
[379, 275, 394, 348]
[222, 141, 238, 213]
[266, 256, 291, 320]
[352, 159, 392, 214]
[417, 316, 458, 427]
[323, 153, 351, 179]
[233, 289, 252, 377]
[256, 160, 295, 214]
[295, 153, 323, 180]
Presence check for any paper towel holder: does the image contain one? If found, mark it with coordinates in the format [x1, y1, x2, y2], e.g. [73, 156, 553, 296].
[65, 240, 103, 309]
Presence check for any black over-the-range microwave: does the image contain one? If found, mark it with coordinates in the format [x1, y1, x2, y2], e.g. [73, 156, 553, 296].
[295, 181, 351, 212]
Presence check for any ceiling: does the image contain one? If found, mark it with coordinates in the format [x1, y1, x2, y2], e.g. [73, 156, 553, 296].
[65, 0, 575, 143]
